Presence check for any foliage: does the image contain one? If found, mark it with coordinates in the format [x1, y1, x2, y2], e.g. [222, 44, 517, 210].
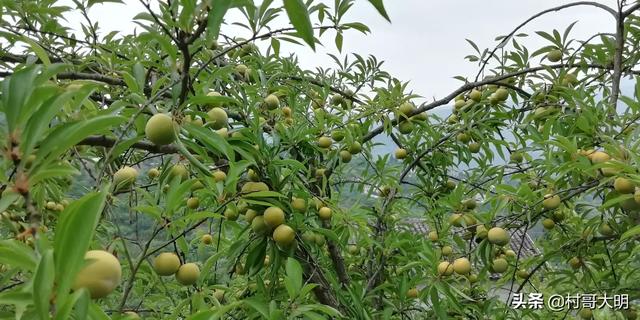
[0, 0, 639, 319]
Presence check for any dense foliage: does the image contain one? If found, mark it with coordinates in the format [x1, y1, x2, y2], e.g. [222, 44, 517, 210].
[0, 0, 639, 319]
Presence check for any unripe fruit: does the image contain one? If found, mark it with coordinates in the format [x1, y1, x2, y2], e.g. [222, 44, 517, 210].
[542, 194, 561, 210]
[578, 308, 593, 319]
[491, 258, 508, 273]
[614, 177, 635, 194]
[72, 250, 122, 299]
[428, 231, 438, 242]
[406, 288, 418, 299]
[169, 164, 189, 182]
[510, 152, 523, 163]
[318, 207, 332, 220]
[546, 49, 562, 62]
[349, 142, 362, 154]
[113, 166, 139, 190]
[437, 261, 454, 276]
[441, 245, 453, 256]
[176, 263, 200, 285]
[273, 224, 295, 247]
[463, 198, 477, 210]
[153, 253, 181, 276]
[123, 311, 140, 319]
[213, 170, 227, 182]
[347, 245, 359, 254]
[46, 201, 57, 210]
[247, 169, 260, 182]
[340, 150, 352, 163]
[452, 257, 471, 274]
[291, 197, 306, 211]
[505, 250, 516, 258]
[398, 102, 416, 118]
[516, 269, 529, 279]
[494, 88, 509, 101]
[213, 289, 225, 302]
[145, 114, 176, 145]
[185, 231, 206, 247]
[331, 94, 344, 106]
[468, 274, 478, 283]
[187, 197, 200, 209]
[314, 234, 326, 246]
[454, 99, 466, 111]
[569, 257, 582, 269]
[241, 182, 269, 193]
[216, 128, 228, 138]
[449, 213, 463, 227]
[456, 133, 471, 143]
[331, 130, 345, 141]
[487, 227, 509, 246]
[282, 106, 292, 117]
[445, 179, 456, 190]
[244, 209, 258, 223]
[542, 218, 555, 230]
[476, 225, 488, 239]
[395, 148, 407, 159]
[599, 223, 614, 236]
[224, 207, 239, 221]
[264, 207, 285, 228]
[263, 94, 280, 110]
[251, 216, 269, 234]
[469, 89, 482, 102]
[468, 142, 481, 153]
[207, 107, 229, 130]
[317, 136, 332, 148]
[55, 203, 64, 212]
[588, 151, 610, 164]
[398, 121, 414, 134]
[147, 168, 160, 179]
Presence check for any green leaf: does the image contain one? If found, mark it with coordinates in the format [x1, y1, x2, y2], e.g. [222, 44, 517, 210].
[283, 0, 315, 49]
[367, 0, 390, 22]
[33, 250, 54, 320]
[188, 94, 239, 107]
[0, 240, 37, 270]
[87, 0, 123, 6]
[1, 64, 41, 132]
[207, 0, 233, 40]
[285, 258, 302, 297]
[621, 225, 640, 241]
[243, 297, 269, 318]
[53, 189, 109, 306]
[22, 36, 51, 66]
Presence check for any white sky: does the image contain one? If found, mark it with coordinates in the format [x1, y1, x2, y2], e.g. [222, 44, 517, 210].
[60, 0, 617, 100]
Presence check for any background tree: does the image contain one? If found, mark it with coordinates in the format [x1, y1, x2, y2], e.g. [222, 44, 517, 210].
[0, 0, 639, 319]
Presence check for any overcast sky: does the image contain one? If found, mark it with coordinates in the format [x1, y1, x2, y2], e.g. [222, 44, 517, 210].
[61, 0, 617, 101]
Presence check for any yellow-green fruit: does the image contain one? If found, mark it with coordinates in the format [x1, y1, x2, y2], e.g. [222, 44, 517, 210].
[599, 223, 614, 236]
[456, 133, 471, 143]
[224, 207, 239, 221]
[339, 150, 352, 163]
[147, 168, 160, 179]
[213, 289, 225, 302]
[176, 263, 200, 285]
[55, 204, 65, 212]
[468, 142, 481, 153]
[449, 213, 463, 227]
[331, 130, 345, 141]
[314, 234, 326, 246]
[282, 106, 292, 117]
[510, 152, 523, 163]
[406, 288, 418, 299]
[207, 107, 228, 130]
[264, 94, 280, 110]
[216, 127, 228, 138]
[123, 311, 140, 319]
[468, 274, 478, 283]
[588, 151, 610, 164]
[247, 169, 260, 182]
[569, 257, 582, 269]
[437, 261, 454, 276]
[494, 88, 509, 101]
[291, 197, 306, 211]
[273, 224, 295, 247]
[476, 225, 488, 239]
[315, 168, 326, 178]
[113, 166, 139, 190]
[562, 73, 578, 86]
[445, 179, 456, 190]
[452, 257, 471, 275]
[318, 207, 332, 220]
[505, 250, 516, 258]
[169, 164, 189, 182]
[213, 170, 226, 182]
[542, 218, 555, 230]
[145, 114, 176, 145]
[202, 234, 213, 245]
[395, 148, 407, 159]
[191, 180, 204, 191]
[347, 245, 359, 254]
[546, 49, 562, 62]
[469, 89, 482, 102]
[487, 227, 509, 246]
[187, 197, 200, 210]
[46, 201, 57, 211]
[241, 182, 269, 193]
[398, 121, 414, 134]
[441, 245, 453, 256]
[578, 308, 593, 319]
[349, 142, 362, 154]
[428, 231, 438, 242]
[516, 269, 529, 279]
[454, 99, 466, 111]
[463, 198, 477, 210]
[398, 102, 416, 118]
[542, 194, 561, 210]
[317, 136, 332, 148]
[153, 253, 181, 276]
[251, 216, 269, 234]
[264, 207, 285, 228]
[72, 250, 122, 299]
[244, 209, 258, 223]
[614, 177, 635, 194]
[492, 258, 508, 273]
[302, 231, 316, 243]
